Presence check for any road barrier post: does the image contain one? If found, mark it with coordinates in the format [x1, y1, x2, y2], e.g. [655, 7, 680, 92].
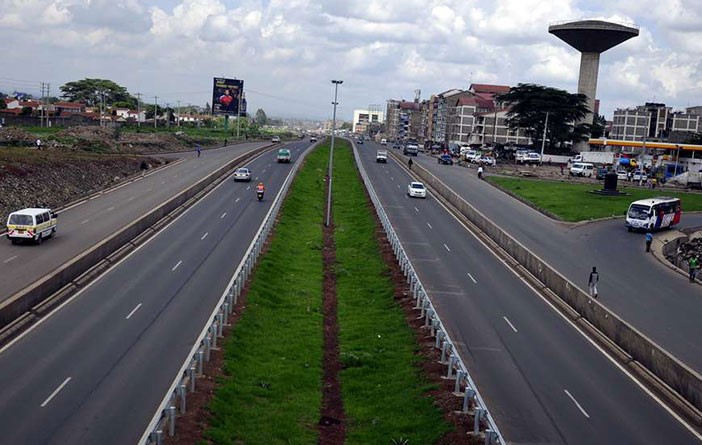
[188, 366, 196, 392]
[211, 324, 218, 349]
[463, 387, 476, 412]
[167, 406, 176, 436]
[447, 354, 456, 379]
[149, 431, 163, 445]
[435, 329, 444, 349]
[222, 304, 229, 325]
[197, 350, 204, 375]
[178, 385, 187, 413]
[204, 336, 211, 361]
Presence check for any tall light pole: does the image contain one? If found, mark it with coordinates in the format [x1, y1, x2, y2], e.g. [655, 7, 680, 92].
[326, 79, 343, 227]
[540, 111, 549, 164]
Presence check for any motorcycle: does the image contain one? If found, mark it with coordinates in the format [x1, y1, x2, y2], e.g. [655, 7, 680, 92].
[256, 189, 264, 201]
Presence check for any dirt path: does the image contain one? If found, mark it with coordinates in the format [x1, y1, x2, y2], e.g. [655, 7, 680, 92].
[318, 176, 346, 444]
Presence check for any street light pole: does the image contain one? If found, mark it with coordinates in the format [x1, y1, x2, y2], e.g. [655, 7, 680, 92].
[540, 111, 549, 164]
[326, 79, 343, 227]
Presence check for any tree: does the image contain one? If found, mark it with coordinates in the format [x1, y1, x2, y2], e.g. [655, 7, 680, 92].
[254, 108, 268, 125]
[496, 83, 591, 152]
[590, 114, 608, 139]
[60, 78, 135, 108]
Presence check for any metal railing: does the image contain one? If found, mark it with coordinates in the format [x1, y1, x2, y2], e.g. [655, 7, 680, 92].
[352, 142, 505, 444]
[139, 143, 316, 444]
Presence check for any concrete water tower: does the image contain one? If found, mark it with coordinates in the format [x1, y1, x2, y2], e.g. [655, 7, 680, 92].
[549, 20, 639, 148]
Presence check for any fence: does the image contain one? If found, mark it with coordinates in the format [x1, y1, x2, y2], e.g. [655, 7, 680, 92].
[352, 142, 504, 444]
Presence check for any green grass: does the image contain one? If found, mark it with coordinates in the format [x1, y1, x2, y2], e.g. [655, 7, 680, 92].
[488, 176, 702, 222]
[205, 145, 328, 444]
[332, 140, 452, 444]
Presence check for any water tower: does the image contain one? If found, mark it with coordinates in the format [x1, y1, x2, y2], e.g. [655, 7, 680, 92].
[549, 20, 639, 149]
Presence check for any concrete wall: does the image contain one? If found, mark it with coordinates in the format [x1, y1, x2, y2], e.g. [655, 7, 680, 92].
[0, 144, 273, 327]
[390, 150, 702, 414]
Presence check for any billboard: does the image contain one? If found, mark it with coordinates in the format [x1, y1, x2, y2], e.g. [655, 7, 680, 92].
[212, 78, 244, 116]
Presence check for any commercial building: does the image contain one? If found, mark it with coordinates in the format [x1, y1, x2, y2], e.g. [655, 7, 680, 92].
[385, 99, 425, 142]
[611, 103, 701, 142]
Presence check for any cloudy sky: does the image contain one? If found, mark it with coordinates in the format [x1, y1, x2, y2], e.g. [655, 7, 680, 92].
[1, 0, 700, 121]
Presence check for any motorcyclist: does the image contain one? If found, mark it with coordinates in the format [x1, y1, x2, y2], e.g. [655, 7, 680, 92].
[477, 165, 484, 179]
[256, 182, 265, 193]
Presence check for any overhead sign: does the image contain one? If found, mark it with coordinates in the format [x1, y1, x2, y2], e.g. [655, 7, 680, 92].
[212, 78, 244, 116]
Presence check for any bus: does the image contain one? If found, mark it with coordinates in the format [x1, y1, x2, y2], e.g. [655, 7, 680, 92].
[625, 197, 681, 232]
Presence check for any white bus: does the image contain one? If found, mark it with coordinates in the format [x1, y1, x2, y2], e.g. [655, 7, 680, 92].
[625, 197, 681, 232]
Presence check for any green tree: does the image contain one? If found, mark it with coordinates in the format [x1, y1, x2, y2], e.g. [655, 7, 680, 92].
[0, 93, 6, 110]
[254, 108, 268, 125]
[497, 83, 591, 152]
[590, 114, 607, 139]
[340, 122, 352, 130]
[60, 78, 135, 108]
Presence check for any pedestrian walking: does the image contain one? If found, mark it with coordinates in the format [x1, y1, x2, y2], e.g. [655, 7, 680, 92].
[408, 158, 413, 170]
[645, 231, 653, 252]
[140, 160, 148, 177]
[196, 144, 201, 157]
[560, 164, 564, 175]
[36, 138, 42, 150]
[588, 266, 599, 298]
[688, 256, 699, 283]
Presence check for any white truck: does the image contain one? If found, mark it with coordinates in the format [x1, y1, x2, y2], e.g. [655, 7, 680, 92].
[668, 171, 702, 189]
[376, 150, 388, 163]
[572, 151, 616, 165]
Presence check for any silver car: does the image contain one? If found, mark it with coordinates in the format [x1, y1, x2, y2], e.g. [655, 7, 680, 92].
[233, 167, 252, 182]
[407, 181, 427, 198]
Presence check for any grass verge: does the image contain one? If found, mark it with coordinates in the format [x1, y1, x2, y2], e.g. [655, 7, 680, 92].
[332, 140, 452, 443]
[204, 145, 327, 444]
[488, 176, 702, 222]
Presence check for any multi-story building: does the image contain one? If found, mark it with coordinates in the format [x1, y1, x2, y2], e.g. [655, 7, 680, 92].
[385, 99, 401, 141]
[471, 109, 532, 146]
[352, 109, 384, 135]
[427, 89, 465, 144]
[608, 102, 701, 142]
[385, 99, 425, 142]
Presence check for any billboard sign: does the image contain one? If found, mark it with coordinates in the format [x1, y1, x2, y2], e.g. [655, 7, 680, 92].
[212, 77, 244, 116]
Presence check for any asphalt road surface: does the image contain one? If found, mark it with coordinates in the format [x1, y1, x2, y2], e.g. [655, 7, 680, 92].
[0, 140, 312, 444]
[0, 141, 270, 301]
[376, 143, 702, 375]
[356, 143, 700, 444]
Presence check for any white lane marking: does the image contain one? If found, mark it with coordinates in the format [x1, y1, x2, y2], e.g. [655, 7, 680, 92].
[221, 212, 227, 219]
[390, 176, 394, 181]
[246, 185, 251, 190]
[429, 194, 702, 440]
[397, 185, 401, 189]
[171, 260, 182, 271]
[427, 223, 433, 229]
[106, 206, 115, 212]
[414, 207, 419, 213]
[146, 188, 153, 193]
[127, 196, 135, 201]
[262, 169, 266, 173]
[503, 316, 518, 333]
[201, 232, 208, 240]
[160, 181, 166, 185]
[235, 197, 240, 203]
[467, 273, 477, 284]
[81, 219, 90, 225]
[3, 255, 18, 264]
[40, 377, 71, 408]
[564, 389, 590, 418]
[254, 177, 259, 181]
[126, 303, 143, 320]
[443, 243, 451, 252]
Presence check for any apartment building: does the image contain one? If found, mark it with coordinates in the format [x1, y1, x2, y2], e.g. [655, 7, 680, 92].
[385, 99, 425, 141]
[352, 109, 384, 135]
[471, 109, 531, 146]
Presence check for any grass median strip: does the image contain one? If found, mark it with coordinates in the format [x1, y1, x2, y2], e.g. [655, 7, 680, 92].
[332, 141, 452, 443]
[489, 176, 702, 222]
[204, 145, 327, 444]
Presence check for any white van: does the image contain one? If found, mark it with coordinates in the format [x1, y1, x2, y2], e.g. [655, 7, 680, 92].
[626, 197, 681, 231]
[6, 208, 57, 244]
[380, 138, 387, 145]
[570, 162, 595, 177]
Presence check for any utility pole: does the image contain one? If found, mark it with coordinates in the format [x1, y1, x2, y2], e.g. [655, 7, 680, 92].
[166, 102, 170, 128]
[540, 111, 549, 163]
[40, 82, 45, 128]
[326, 79, 343, 227]
[177, 100, 181, 127]
[136, 92, 142, 130]
[154, 96, 158, 129]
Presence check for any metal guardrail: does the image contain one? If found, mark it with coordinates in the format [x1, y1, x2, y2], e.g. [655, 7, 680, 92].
[139, 143, 316, 444]
[351, 142, 505, 444]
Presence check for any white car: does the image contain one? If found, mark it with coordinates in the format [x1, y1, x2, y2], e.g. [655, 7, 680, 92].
[271, 136, 281, 143]
[233, 167, 252, 182]
[309, 136, 318, 142]
[407, 181, 427, 198]
[633, 170, 648, 181]
[476, 156, 496, 166]
[616, 171, 628, 181]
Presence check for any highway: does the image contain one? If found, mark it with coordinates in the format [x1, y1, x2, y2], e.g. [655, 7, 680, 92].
[0, 141, 269, 302]
[377, 143, 702, 374]
[356, 143, 700, 443]
[0, 140, 312, 444]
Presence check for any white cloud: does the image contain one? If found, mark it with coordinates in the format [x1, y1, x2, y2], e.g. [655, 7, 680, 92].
[0, 0, 700, 120]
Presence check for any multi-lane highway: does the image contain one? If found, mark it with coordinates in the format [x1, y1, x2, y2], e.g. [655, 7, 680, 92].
[374, 142, 702, 374]
[0, 140, 312, 444]
[0, 141, 270, 301]
[355, 142, 700, 443]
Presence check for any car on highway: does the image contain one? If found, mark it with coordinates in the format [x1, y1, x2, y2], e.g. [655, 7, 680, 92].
[404, 140, 419, 156]
[633, 170, 648, 181]
[6, 208, 57, 244]
[271, 136, 281, 143]
[376, 150, 388, 163]
[570, 162, 595, 177]
[233, 167, 252, 182]
[392, 142, 401, 149]
[310, 136, 318, 142]
[277, 148, 292, 163]
[463, 150, 480, 162]
[357, 138, 364, 145]
[407, 181, 427, 198]
[381, 138, 387, 145]
[437, 154, 453, 165]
